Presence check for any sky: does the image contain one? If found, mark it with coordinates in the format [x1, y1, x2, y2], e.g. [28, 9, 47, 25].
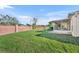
[0, 5, 79, 25]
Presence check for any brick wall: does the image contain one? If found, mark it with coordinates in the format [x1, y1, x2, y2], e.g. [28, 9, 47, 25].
[0, 25, 32, 35]
[18, 26, 32, 32]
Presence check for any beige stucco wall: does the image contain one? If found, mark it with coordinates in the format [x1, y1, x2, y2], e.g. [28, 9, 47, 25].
[52, 21, 70, 30]
[60, 22, 69, 30]
[71, 13, 79, 37]
[50, 22, 57, 30]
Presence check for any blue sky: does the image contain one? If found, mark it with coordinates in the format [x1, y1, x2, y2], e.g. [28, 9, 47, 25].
[0, 5, 79, 25]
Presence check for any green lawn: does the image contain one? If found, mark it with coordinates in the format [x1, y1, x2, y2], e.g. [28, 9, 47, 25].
[0, 30, 79, 53]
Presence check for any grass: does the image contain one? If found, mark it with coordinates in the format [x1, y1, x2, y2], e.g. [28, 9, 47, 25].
[0, 30, 79, 52]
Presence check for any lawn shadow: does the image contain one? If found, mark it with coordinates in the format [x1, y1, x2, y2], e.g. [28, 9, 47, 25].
[36, 33, 79, 45]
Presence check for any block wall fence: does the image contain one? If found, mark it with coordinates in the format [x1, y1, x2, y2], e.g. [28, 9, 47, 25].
[0, 25, 32, 35]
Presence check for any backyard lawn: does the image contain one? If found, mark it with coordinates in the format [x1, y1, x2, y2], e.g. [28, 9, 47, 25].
[0, 30, 79, 52]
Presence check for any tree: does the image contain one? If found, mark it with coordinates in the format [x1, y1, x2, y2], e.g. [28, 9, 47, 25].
[0, 14, 19, 25]
[32, 17, 38, 29]
[11, 17, 19, 25]
[48, 22, 53, 30]
[26, 23, 31, 26]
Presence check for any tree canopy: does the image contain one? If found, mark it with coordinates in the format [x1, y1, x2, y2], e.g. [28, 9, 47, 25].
[32, 17, 38, 29]
[0, 14, 19, 25]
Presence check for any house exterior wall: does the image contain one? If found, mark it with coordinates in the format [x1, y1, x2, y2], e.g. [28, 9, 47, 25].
[51, 21, 70, 30]
[71, 13, 79, 37]
[60, 22, 69, 30]
[51, 23, 57, 30]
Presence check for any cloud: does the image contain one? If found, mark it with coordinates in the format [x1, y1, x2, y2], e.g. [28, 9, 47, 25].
[37, 18, 53, 25]
[46, 11, 69, 17]
[19, 16, 32, 20]
[0, 5, 14, 9]
[43, 11, 67, 23]
[46, 9, 78, 17]
[18, 15, 33, 25]
[45, 10, 78, 21]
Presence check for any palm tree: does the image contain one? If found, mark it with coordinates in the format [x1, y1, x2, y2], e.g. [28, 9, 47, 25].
[32, 17, 38, 29]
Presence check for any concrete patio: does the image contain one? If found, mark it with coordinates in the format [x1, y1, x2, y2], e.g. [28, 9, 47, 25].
[49, 30, 71, 34]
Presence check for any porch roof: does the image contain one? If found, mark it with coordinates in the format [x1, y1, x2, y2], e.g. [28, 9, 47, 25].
[49, 19, 70, 23]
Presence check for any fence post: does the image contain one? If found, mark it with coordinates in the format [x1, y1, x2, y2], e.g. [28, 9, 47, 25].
[15, 25, 18, 32]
